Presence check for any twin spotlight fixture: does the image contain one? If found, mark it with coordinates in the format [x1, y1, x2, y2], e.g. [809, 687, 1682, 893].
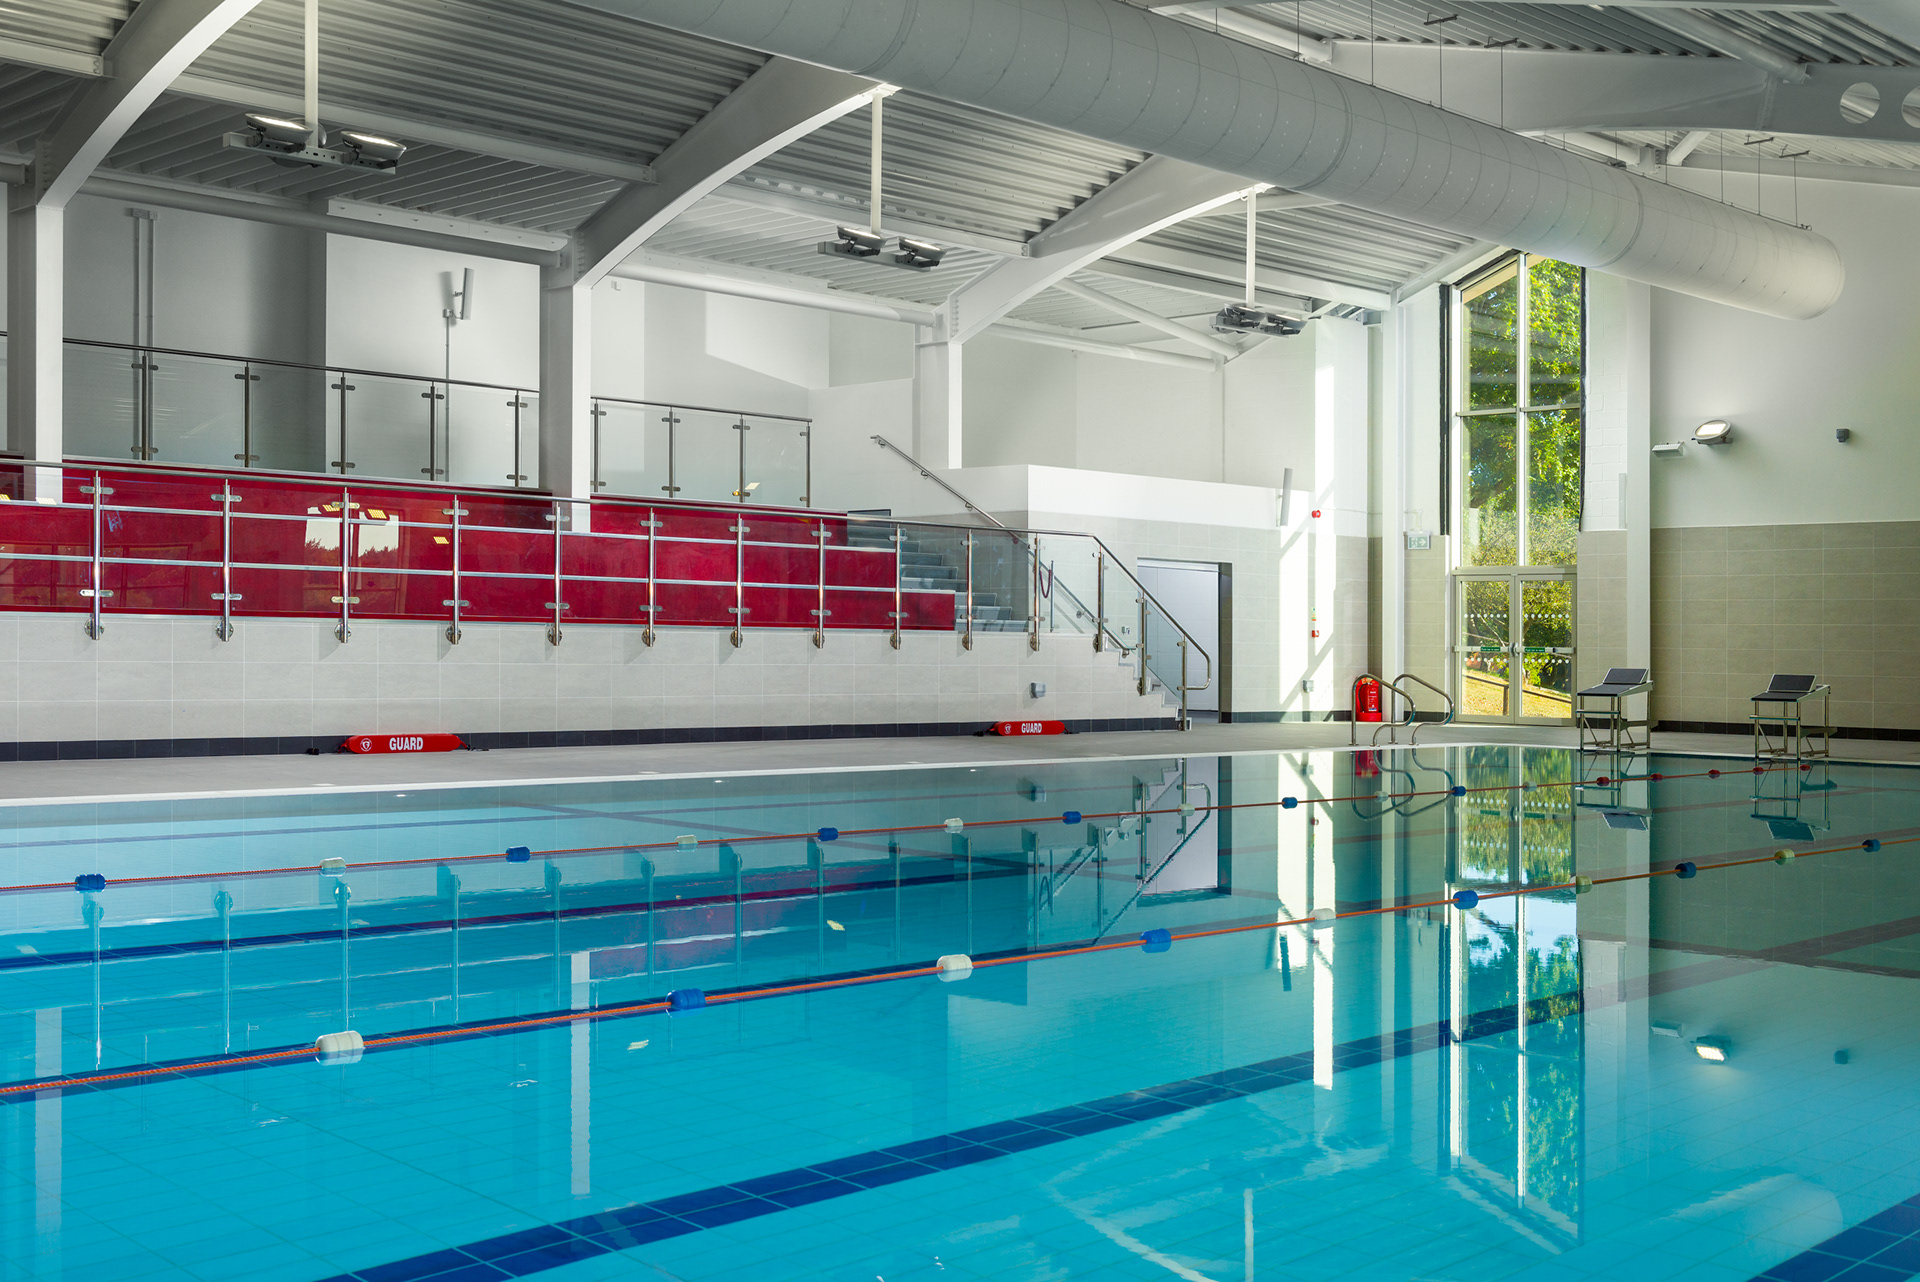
[226, 112, 408, 173]
[1210, 303, 1304, 337]
[818, 225, 947, 271]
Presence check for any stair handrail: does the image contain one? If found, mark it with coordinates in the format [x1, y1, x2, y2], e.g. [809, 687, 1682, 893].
[869, 434, 1214, 712]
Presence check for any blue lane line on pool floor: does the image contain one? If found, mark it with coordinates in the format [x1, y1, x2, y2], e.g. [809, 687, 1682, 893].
[310, 999, 1559, 1282]
[1751, 1197, 1920, 1282]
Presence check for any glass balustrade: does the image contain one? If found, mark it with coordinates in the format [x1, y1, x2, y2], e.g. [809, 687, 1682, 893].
[8, 336, 796, 503]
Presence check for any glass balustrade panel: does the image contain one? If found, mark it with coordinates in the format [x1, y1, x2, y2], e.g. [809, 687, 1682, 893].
[338, 372, 434, 483]
[742, 416, 809, 508]
[249, 363, 329, 473]
[147, 350, 247, 468]
[595, 401, 670, 500]
[515, 392, 540, 489]
[444, 382, 519, 489]
[1039, 535, 1103, 639]
[897, 524, 969, 633]
[673, 409, 744, 506]
[0, 334, 8, 443]
[64, 344, 145, 462]
[968, 528, 1028, 634]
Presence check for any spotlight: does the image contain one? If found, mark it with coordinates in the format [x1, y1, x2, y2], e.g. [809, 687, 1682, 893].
[1692, 1035, 1731, 1062]
[339, 129, 407, 169]
[894, 236, 946, 269]
[243, 111, 312, 150]
[833, 225, 886, 256]
[1211, 303, 1303, 337]
[1694, 419, 1733, 445]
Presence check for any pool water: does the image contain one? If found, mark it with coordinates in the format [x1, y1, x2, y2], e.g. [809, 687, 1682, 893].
[2, 747, 1919, 1282]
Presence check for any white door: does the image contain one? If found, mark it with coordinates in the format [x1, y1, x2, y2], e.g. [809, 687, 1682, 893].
[1136, 560, 1221, 714]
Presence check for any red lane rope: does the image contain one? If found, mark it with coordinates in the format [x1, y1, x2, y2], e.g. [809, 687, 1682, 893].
[1, 763, 1802, 896]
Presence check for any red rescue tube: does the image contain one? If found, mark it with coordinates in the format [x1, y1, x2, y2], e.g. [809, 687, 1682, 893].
[343, 733, 467, 754]
[992, 720, 1067, 737]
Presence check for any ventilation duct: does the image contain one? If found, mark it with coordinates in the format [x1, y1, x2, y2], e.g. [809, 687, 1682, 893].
[578, 0, 1843, 319]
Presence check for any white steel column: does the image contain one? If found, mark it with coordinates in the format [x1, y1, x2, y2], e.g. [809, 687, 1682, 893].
[913, 325, 964, 471]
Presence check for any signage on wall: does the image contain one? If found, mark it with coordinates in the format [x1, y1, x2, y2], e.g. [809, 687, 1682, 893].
[1406, 531, 1433, 550]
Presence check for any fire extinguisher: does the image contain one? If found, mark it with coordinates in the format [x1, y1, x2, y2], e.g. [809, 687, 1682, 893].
[1355, 676, 1383, 723]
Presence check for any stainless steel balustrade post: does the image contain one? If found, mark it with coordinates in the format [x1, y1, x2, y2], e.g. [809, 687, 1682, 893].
[889, 524, 905, 650]
[963, 529, 975, 651]
[81, 472, 113, 639]
[442, 498, 469, 644]
[735, 415, 748, 503]
[330, 374, 357, 474]
[422, 382, 444, 479]
[1179, 638, 1190, 730]
[332, 488, 359, 642]
[641, 506, 659, 647]
[1095, 548, 1105, 653]
[661, 410, 681, 496]
[508, 393, 530, 485]
[590, 401, 606, 491]
[1029, 535, 1042, 651]
[812, 519, 829, 648]
[728, 514, 748, 647]
[234, 363, 260, 465]
[544, 501, 568, 646]
[212, 481, 241, 641]
[1137, 593, 1149, 696]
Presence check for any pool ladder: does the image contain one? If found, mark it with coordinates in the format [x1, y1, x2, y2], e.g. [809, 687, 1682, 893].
[1350, 673, 1456, 747]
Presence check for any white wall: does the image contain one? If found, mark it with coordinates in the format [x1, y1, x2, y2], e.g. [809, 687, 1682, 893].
[1648, 177, 1920, 529]
[961, 333, 1079, 468]
[326, 236, 539, 387]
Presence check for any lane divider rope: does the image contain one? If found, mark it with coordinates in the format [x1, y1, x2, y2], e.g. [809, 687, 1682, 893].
[1, 786, 1894, 1102]
[4, 762, 1817, 897]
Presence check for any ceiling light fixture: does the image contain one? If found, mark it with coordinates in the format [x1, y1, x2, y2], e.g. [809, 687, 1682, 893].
[894, 235, 946, 269]
[338, 129, 407, 169]
[1694, 419, 1734, 445]
[1211, 303, 1303, 337]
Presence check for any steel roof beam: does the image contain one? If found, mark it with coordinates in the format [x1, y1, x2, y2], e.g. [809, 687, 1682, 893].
[942, 154, 1255, 344]
[566, 56, 876, 288]
[1634, 8, 1810, 81]
[1108, 241, 1393, 312]
[1053, 278, 1244, 359]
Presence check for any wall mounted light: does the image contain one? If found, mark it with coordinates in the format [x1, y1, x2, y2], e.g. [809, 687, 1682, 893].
[1694, 419, 1734, 446]
[1693, 1035, 1731, 1062]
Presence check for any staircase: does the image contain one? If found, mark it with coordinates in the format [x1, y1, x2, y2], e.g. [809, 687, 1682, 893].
[845, 525, 1026, 632]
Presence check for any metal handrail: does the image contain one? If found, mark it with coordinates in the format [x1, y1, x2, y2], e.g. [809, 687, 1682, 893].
[1350, 673, 1415, 746]
[1394, 672, 1456, 745]
[593, 394, 811, 425]
[868, 434, 1214, 718]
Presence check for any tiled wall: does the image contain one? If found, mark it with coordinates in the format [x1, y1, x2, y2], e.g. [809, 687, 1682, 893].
[1650, 522, 1920, 732]
[1403, 541, 1449, 699]
[0, 613, 1172, 751]
[1577, 530, 1630, 691]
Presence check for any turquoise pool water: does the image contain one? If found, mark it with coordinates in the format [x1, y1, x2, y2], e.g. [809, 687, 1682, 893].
[2, 747, 1918, 1282]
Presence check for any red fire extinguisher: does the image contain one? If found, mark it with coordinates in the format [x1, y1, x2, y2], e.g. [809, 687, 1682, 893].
[1355, 677, 1383, 723]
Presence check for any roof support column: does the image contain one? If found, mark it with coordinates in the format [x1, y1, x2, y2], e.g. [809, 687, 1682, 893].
[6, 199, 63, 489]
[913, 323, 963, 472]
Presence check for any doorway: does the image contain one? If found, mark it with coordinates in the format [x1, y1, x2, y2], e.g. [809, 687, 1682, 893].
[1135, 560, 1223, 716]
[1454, 574, 1574, 723]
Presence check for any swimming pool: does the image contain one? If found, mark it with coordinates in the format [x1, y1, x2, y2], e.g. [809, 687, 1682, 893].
[2, 746, 1917, 1282]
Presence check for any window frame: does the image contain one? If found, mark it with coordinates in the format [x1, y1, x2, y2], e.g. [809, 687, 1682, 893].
[1444, 251, 1587, 570]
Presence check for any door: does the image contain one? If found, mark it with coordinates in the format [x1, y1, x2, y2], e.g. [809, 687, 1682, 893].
[1135, 560, 1221, 715]
[1455, 575, 1574, 723]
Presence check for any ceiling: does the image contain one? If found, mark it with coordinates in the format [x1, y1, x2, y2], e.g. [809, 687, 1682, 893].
[3, 0, 1917, 349]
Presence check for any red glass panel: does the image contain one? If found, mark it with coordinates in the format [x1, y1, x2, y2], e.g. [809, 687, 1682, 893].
[350, 570, 453, 619]
[740, 512, 818, 547]
[898, 590, 957, 630]
[227, 475, 360, 517]
[565, 531, 649, 582]
[652, 508, 738, 542]
[824, 588, 893, 629]
[656, 582, 734, 626]
[349, 488, 457, 527]
[0, 503, 93, 560]
[0, 556, 90, 610]
[354, 518, 453, 573]
[462, 527, 554, 576]
[463, 574, 549, 622]
[229, 567, 345, 617]
[104, 561, 223, 615]
[103, 509, 222, 564]
[229, 511, 338, 569]
[589, 503, 660, 538]
[656, 539, 734, 584]
[826, 546, 893, 589]
[741, 584, 818, 628]
[462, 492, 553, 531]
[99, 471, 227, 515]
[560, 578, 650, 624]
[744, 543, 816, 585]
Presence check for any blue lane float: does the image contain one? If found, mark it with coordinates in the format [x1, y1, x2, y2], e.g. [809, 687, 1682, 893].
[505, 846, 531, 863]
[1062, 811, 1082, 825]
[1139, 928, 1172, 953]
[1675, 862, 1698, 879]
[73, 874, 105, 893]
[1864, 839, 1883, 852]
[1450, 786, 1468, 796]
[1281, 797, 1298, 809]
[667, 988, 706, 1012]
[817, 827, 839, 842]
[1452, 889, 1479, 909]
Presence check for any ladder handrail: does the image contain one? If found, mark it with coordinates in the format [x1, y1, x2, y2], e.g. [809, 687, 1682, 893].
[1393, 672, 1456, 745]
